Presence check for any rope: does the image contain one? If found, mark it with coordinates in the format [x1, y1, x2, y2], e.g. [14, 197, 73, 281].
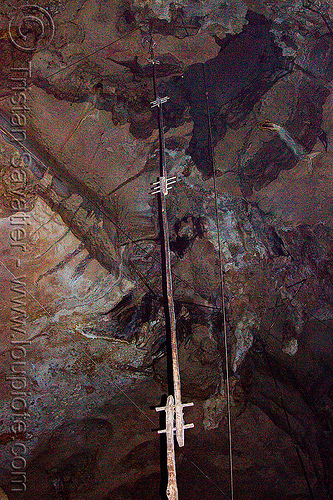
[201, 63, 235, 500]
[46, 28, 139, 79]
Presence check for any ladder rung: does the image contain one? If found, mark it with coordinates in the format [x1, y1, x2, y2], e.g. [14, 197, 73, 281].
[150, 174, 180, 196]
[156, 401, 194, 412]
[150, 96, 170, 108]
[157, 423, 194, 434]
[147, 58, 160, 65]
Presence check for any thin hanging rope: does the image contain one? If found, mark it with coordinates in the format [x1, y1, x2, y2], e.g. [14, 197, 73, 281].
[202, 63, 235, 500]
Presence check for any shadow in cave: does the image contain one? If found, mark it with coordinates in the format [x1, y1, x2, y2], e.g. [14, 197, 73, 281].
[162, 11, 290, 181]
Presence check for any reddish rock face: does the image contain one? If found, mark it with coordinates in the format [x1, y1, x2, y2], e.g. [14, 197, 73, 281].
[1, 1, 333, 499]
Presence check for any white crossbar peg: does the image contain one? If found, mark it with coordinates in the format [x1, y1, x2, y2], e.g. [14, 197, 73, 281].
[150, 96, 170, 108]
[147, 58, 160, 65]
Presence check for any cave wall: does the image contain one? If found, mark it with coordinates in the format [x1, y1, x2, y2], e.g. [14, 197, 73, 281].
[1, 0, 333, 499]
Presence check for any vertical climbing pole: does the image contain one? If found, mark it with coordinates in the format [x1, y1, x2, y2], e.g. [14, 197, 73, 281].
[145, 29, 194, 500]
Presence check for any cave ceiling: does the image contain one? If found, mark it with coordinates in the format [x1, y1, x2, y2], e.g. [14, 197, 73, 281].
[1, 0, 333, 499]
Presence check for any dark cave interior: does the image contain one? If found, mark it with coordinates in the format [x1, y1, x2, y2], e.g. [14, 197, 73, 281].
[0, 1, 333, 499]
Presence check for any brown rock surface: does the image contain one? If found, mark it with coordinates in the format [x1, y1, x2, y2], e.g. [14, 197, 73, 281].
[1, 1, 333, 499]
